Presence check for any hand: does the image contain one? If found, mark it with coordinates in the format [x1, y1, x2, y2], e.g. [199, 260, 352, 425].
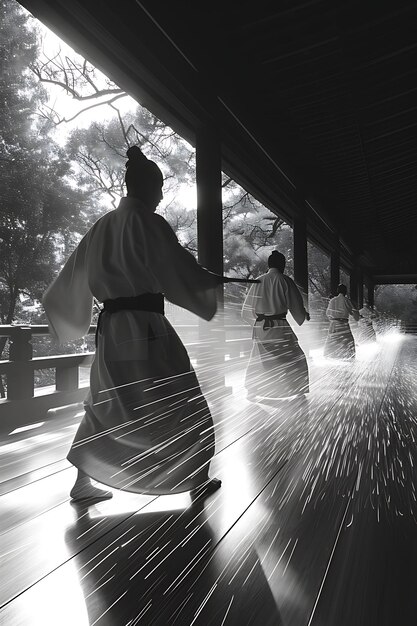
[305, 311, 311, 321]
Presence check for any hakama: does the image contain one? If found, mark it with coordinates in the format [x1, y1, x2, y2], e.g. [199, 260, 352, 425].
[323, 293, 359, 359]
[357, 307, 377, 343]
[323, 319, 356, 359]
[242, 268, 309, 400]
[357, 319, 376, 343]
[43, 197, 219, 494]
[245, 320, 309, 399]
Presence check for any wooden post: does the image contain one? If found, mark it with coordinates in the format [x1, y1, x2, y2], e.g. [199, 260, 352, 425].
[330, 247, 340, 296]
[56, 365, 79, 392]
[357, 270, 364, 310]
[196, 126, 229, 393]
[8, 327, 34, 400]
[293, 215, 309, 306]
[368, 282, 375, 308]
[350, 269, 359, 308]
[196, 127, 223, 278]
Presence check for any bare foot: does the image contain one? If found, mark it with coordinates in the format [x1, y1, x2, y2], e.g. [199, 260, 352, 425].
[190, 477, 222, 503]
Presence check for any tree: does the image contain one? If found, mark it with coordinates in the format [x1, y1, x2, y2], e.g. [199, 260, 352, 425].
[222, 179, 293, 279]
[375, 284, 417, 322]
[26, 21, 300, 325]
[307, 241, 331, 317]
[0, 0, 85, 334]
[30, 48, 125, 129]
[29, 29, 296, 276]
[65, 108, 195, 207]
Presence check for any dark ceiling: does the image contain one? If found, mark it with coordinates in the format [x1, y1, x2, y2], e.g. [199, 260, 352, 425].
[21, 0, 417, 282]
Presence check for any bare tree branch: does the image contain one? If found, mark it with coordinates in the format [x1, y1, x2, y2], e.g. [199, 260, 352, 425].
[38, 93, 126, 126]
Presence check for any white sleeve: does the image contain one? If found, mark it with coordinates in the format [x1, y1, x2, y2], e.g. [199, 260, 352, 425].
[146, 214, 219, 321]
[285, 276, 306, 326]
[43, 235, 93, 342]
[346, 298, 360, 321]
[326, 298, 336, 319]
[241, 283, 258, 325]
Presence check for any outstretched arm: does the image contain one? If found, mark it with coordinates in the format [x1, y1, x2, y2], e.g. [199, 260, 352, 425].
[146, 214, 221, 320]
[43, 235, 93, 342]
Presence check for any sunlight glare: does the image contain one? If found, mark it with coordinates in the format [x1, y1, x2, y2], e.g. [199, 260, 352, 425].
[9, 421, 45, 435]
[380, 329, 403, 344]
[23, 563, 90, 626]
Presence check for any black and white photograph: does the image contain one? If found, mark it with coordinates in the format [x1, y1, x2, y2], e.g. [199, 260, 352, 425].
[1, 1, 417, 624]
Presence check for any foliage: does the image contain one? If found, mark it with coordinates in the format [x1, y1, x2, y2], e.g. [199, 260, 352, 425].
[307, 241, 331, 317]
[222, 179, 293, 279]
[65, 108, 195, 214]
[375, 284, 417, 321]
[0, 0, 85, 334]
[1, 0, 365, 349]
[30, 47, 125, 128]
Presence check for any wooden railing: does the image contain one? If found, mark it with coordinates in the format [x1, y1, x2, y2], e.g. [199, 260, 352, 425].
[0, 325, 96, 428]
[0, 323, 253, 429]
[0, 325, 96, 399]
[0, 317, 353, 429]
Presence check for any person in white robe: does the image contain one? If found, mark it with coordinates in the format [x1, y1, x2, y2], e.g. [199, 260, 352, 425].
[358, 303, 378, 343]
[241, 251, 310, 401]
[43, 146, 222, 502]
[324, 284, 360, 359]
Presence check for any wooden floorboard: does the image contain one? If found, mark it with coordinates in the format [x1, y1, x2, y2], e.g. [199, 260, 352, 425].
[0, 409, 82, 487]
[311, 336, 417, 626]
[0, 361, 346, 612]
[0, 337, 408, 625]
[0, 357, 334, 497]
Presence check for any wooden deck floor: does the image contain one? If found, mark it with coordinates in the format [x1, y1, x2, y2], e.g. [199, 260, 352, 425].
[1, 333, 416, 625]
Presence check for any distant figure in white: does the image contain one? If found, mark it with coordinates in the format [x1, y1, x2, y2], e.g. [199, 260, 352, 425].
[358, 302, 378, 343]
[324, 284, 360, 359]
[242, 251, 310, 402]
[43, 146, 222, 503]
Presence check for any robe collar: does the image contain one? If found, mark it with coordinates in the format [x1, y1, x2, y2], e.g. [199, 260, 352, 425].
[118, 196, 153, 212]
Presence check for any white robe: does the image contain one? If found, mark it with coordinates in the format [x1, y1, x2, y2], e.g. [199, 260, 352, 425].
[325, 293, 358, 321]
[324, 294, 359, 359]
[43, 197, 219, 494]
[242, 269, 309, 399]
[358, 306, 377, 342]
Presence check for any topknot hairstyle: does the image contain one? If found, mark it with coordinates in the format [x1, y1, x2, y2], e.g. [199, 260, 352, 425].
[268, 250, 286, 271]
[125, 145, 164, 195]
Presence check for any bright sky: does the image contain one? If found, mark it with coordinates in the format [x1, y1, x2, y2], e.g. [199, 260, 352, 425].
[32, 17, 138, 140]
[23, 11, 199, 212]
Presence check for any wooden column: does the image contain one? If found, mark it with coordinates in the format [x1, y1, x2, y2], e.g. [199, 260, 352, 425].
[196, 127, 229, 393]
[293, 215, 309, 305]
[368, 282, 375, 308]
[357, 270, 364, 309]
[330, 247, 340, 296]
[350, 268, 359, 308]
[196, 127, 223, 278]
